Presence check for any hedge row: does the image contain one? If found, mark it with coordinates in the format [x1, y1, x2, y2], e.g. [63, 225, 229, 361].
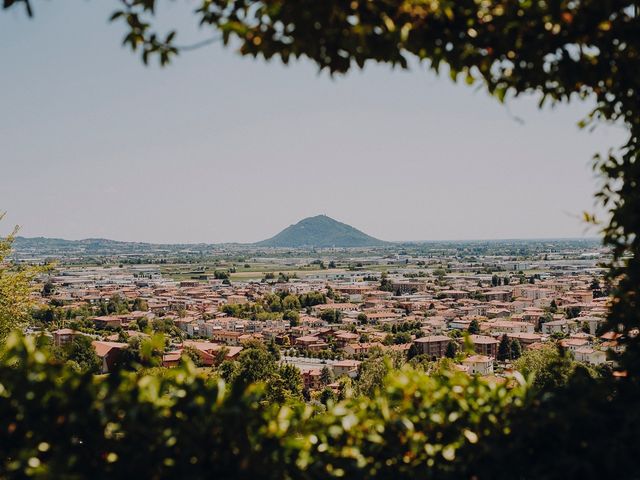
[1, 333, 638, 479]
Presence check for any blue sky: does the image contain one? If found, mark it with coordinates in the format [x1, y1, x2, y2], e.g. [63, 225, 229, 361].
[0, 1, 628, 243]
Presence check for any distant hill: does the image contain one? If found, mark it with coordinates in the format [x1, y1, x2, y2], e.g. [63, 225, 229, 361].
[255, 215, 388, 248]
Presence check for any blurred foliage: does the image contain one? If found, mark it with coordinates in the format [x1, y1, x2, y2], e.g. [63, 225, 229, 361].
[0, 213, 47, 340]
[2, 333, 640, 479]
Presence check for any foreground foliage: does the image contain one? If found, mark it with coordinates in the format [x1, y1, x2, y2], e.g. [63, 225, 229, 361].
[0, 214, 45, 341]
[1, 333, 639, 479]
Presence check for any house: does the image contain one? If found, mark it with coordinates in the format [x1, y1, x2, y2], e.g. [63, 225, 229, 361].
[463, 355, 494, 375]
[92, 315, 123, 329]
[542, 319, 578, 335]
[332, 359, 361, 378]
[302, 369, 323, 390]
[92, 341, 127, 373]
[295, 335, 328, 351]
[485, 320, 534, 335]
[505, 332, 543, 349]
[169, 340, 243, 366]
[574, 347, 607, 365]
[561, 338, 591, 353]
[578, 316, 606, 335]
[334, 331, 360, 347]
[210, 330, 243, 346]
[467, 335, 499, 358]
[52, 328, 82, 347]
[342, 342, 382, 356]
[414, 335, 452, 359]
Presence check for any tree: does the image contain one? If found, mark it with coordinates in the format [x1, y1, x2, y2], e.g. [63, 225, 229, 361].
[213, 270, 229, 280]
[320, 309, 341, 323]
[379, 272, 394, 292]
[510, 339, 522, 360]
[132, 297, 149, 311]
[63, 335, 101, 374]
[41, 280, 55, 297]
[235, 346, 277, 386]
[394, 332, 412, 345]
[354, 354, 390, 397]
[320, 365, 334, 386]
[181, 345, 203, 367]
[497, 334, 511, 362]
[0, 215, 44, 341]
[357, 313, 368, 324]
[318, 386, 337, 406]
[282, 294, 301, 311]
[468, 319, 480, 335]
[266, 340, 281, 361]
[266, 364, 303, 403]
[283, 309, 299, 326]
[218, 359, 239, 383]
[444, 341, 457, 360]
[407, 343, 419, 360]
[119, 335, 165, 370]
[213, 346, 229, 366]
[513, 344, 579, 392]
[278, 364, 303, 397]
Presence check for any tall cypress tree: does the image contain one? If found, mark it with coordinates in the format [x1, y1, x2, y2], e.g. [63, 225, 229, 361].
[497, 334, 511, 361]
[510, 339, 523, 360]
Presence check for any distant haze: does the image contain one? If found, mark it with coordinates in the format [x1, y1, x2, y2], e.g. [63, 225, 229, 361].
[0, 2, 628, 243]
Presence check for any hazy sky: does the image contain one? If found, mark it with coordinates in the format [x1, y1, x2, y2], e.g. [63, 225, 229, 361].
[0, 2, 628, 243]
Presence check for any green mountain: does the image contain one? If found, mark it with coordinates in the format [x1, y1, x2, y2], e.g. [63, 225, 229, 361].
[255, 215, 387, 248]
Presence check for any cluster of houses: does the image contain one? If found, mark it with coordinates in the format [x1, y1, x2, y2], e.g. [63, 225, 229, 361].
[41, 262, 621, 386]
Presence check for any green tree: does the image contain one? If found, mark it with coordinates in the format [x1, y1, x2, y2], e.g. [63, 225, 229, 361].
[181, 345, 203, 367]
[41, 280, 55, 297]
[63, 335, 101, 374]
[318, 386, 337, 406]
[0, 214, 45, 340]
[444, 341, 457, 360]
[132, 297, 149, 311]
[235, 346, 277, 386]
[283, 309, 299, 326]
[510, 339, 522, 360]
[218, 359, 239, 383]
[277, 364, 303, 398]
[497, 334, 511, 362]
[379, 272, 394, 292]
[320, 309, 342, 323]
[407, 343, 419, 360]
[468, 319, 480, 335]
[266, 364, 303, 403]
[320, 365, 334, 386]
[514, 344, 578, 392]
[282, 294, 301, 311]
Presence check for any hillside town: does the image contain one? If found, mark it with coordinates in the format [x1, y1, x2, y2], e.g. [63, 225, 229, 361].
[28, 240, 620, 396]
